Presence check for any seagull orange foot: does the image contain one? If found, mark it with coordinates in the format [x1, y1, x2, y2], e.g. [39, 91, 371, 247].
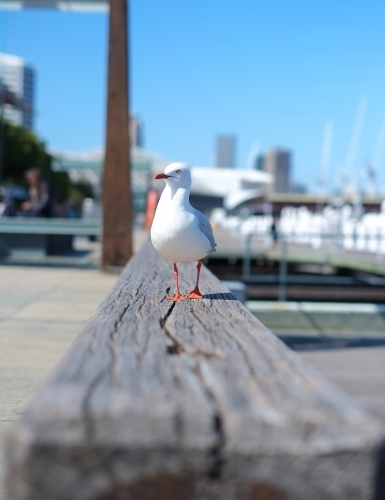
[186, 287, 203, 300]
[166, 294, 185, 301]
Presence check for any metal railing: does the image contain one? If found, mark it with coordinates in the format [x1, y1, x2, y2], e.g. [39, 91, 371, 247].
[242, 230, 385, 302]
[0, 217, 101, 235]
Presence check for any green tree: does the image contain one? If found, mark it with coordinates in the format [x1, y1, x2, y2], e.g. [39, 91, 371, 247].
[0, 119, 70, 203]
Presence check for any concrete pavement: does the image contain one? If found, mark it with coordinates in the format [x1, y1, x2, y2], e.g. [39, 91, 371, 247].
[0, 265, 118, 499]
[301, 346, 385, 424]
[248, 300, 385, 425]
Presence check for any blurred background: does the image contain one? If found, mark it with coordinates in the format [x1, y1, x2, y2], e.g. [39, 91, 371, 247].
[2, 1, 385, 306]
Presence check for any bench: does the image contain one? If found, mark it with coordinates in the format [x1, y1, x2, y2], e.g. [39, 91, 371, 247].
[0, 217, 101, 255]
[6, 242, 385, 500]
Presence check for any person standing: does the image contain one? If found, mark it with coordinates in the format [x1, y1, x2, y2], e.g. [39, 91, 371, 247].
[271, 217, 278, 246]
[21, 168, 55, 218]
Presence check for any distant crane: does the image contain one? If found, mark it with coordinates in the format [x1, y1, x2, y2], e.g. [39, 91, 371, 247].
[364, 113, 385, 196]
[363, 163, 377, 197]
[341, 96, 368, 194]
[245, 141, 261, 170]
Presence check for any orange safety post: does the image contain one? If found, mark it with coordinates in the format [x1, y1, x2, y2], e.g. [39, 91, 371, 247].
[145, 189, 158, 230]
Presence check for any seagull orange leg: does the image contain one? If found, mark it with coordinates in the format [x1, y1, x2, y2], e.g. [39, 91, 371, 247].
[167, 263, 185, 301]
[186, 261, 203, 299]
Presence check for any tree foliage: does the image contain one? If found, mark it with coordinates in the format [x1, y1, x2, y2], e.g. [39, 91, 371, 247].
[1, 119, 71, 203]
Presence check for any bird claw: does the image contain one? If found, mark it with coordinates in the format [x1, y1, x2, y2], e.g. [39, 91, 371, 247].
[186, 289, 203, 300]
[166, 294, 185, 301]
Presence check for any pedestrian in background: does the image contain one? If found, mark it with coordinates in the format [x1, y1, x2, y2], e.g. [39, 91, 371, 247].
[21, 168, 55, 218]
[271, 217, 278, 246]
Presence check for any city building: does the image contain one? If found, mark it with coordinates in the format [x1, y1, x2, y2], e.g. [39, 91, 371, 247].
[255, 154, 265, 171]
[190, 167, 272, 212]
[0, 53, 35, 129]
[258, 148, 291, 193]
[51, 146, 169, 215]
[215, 135, 236, 168]
[130, 115, 143, 148]
[52, 147, 272, 216]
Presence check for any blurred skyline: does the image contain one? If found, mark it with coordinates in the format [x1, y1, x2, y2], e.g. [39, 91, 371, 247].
[1, 0, 385, 193]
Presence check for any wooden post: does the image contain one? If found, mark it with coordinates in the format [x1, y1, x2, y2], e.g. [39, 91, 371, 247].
[102, 0, 132, 269]
[5, 242, 384, 500]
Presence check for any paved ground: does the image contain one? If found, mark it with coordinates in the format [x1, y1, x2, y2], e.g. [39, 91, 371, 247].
[300, 346, 385, 425]
[248, 301, 385, 425]
[0, 266, 119, 499]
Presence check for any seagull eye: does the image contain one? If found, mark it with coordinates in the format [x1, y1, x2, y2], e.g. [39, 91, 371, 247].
[176, 170, 181, 174]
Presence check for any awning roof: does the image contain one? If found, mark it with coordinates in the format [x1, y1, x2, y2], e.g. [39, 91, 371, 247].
[0, 0, 108, 11]
[191, 167, 272, 197]
[51, 146, 170, 174]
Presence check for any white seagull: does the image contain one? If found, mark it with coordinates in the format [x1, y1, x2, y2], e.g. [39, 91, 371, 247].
[151, 162, 217, 301]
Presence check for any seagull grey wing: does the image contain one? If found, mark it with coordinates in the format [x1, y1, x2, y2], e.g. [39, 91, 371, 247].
[194, 210, 217, 253]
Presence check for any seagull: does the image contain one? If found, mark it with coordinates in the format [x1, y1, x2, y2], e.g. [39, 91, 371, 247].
[151, 162, 217, 301]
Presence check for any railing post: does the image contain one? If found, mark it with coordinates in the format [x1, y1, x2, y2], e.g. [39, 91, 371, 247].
[278, 233, 287, 302]
[243, 234, 251, 281]
[102, 0, 132, 269]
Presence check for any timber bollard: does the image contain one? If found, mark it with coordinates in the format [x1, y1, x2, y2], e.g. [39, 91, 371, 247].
[5, 242, 385, 500]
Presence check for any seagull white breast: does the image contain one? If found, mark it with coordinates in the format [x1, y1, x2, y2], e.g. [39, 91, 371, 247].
[151, 166, 216, 263]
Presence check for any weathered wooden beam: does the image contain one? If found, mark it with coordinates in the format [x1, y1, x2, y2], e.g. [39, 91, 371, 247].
[6, 242, 384, 500]
[102, 0, 132, 269]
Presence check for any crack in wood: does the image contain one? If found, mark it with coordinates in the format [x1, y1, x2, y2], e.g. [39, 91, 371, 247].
[160, 302, 186, 355]
[161, 304, 223, 358]
[193, 360, 225, 480]
[160, 286, 171, 303]
[159, 299, 226, 480]
[159, 303, 226, 479]
[185, 348, 224, 358]
[83, 297, 132, 443]
[82, 368, 109, 443]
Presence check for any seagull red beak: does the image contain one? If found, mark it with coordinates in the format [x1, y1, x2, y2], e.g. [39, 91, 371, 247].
[154, 172, 169, 180]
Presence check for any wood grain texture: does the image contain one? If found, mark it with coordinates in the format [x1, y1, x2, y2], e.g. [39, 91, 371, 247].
[6, 242, 384, 500]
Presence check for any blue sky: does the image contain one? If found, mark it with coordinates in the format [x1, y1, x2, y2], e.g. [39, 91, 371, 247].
[1, 0, 385, 193]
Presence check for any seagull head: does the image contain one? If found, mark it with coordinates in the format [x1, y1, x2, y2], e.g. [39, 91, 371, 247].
[154, 163, 191, 190]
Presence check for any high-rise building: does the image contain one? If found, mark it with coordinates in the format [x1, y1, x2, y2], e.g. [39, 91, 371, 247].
[0, 53, 35, 129]
[261, 148, 291, 193]
[255, 154, 265, 171]
[215, 135, 236, 168]
[130, 115, 144, 148]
